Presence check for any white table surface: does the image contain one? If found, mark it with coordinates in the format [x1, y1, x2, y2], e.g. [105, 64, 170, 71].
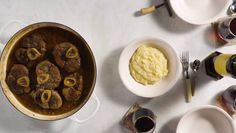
[0, 0, 235, 133]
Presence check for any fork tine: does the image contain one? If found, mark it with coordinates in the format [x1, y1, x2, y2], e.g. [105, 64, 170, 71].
[181, 52, 185, 62]
[184, 51, 189, 62]
[182, 51, 186, 62]
[186, 51, 189, 62]
[181, 51, 190, 64]
[183, 52, 186, 61]
[180, 52, 183, 62]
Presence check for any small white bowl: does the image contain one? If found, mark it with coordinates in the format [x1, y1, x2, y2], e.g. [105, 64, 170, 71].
[170, 0, 231, 25]
[177, 105, 235, 133]
[119, 37, 181, 98]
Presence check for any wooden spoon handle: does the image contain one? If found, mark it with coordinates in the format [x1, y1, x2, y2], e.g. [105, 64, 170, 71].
[140, 6, 156, 15]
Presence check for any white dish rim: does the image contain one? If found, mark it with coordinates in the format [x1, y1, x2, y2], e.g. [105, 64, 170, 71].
[118, 37, 181, 98]
[176, 105, 236, 133]
[169, 0, 231, 25]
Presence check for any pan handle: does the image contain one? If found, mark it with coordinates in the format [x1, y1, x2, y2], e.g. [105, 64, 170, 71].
[0, 20, 25, 53]
[69, 93, 100, 123]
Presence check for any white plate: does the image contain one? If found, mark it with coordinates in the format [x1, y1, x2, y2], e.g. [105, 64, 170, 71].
[170, 0, 231, 25]
[119, 37, 181, 98]
[177, 105, 235, 133]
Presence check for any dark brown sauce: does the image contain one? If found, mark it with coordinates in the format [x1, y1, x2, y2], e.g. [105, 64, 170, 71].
[230, 18, 236, 35]
[134, 117, 154, 132]
[6, 27, 87, 115]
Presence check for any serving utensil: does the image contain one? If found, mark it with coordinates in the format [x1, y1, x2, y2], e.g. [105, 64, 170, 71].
[139, 0, 173, 16]
[191, 59, 201, 96]
[180, 51, 192, 102]
[229, 1, 236, 14]
[140, 4, 165, 15]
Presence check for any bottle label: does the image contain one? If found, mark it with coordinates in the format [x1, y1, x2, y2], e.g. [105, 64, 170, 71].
[214, 54, 233, 75]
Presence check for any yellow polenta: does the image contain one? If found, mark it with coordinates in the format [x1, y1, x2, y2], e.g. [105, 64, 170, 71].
[129, 45, 168, 85]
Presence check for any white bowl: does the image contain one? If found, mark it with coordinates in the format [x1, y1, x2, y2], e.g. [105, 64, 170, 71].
[177, 105, 235, 133]
[169, 0, 231, 25]
[119, 37, 181, 98]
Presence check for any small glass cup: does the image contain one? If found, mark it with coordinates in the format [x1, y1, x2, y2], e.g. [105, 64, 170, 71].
[217, 15, 236, 43]
[222, 85, 236, 114]
[121, 103, 157, 133]
[132, 108, 156, 133]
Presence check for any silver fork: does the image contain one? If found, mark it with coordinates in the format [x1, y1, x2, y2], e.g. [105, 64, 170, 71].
[180, 51, 192, 103]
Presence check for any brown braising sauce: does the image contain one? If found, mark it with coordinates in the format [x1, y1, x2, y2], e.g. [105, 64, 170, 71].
[6, 27, 85, 115]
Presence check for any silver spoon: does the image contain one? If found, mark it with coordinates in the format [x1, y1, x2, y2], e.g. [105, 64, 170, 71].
[192, 60, 201, 72]
[229, 1, 236, 14]
[191, 59, 201, 96]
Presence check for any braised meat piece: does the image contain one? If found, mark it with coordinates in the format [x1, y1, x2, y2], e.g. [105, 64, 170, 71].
[53, 42, 81, 73]
[21, 34, 46, 51]
[31, 89, 62, 109]
[36, 60, 61, 89]
[6, 64, 31, 94]
[15, 48, 28, 64]
[15, 34, 46, 67]
[63, 73, 83, 101]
